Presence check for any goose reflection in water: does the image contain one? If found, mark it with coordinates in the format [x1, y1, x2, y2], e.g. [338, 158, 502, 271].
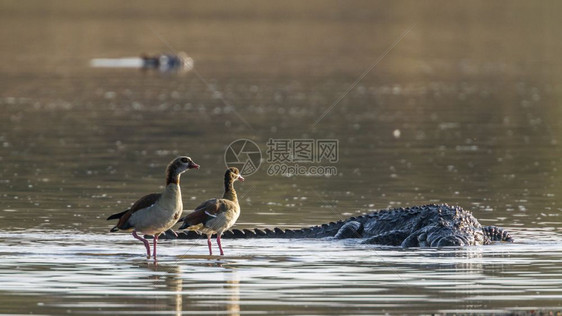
[139, 262, 240, 316]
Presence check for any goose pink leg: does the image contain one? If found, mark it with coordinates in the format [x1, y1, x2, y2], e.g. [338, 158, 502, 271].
[153, 234, 159, 259]
[217, 235, 224, 256]
[132, 231, 151, 258]
[207, 237, 213, 256]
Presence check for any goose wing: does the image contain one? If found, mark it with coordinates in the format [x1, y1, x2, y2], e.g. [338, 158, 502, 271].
[108, 193, 161, 231]
[179, 198, 227, 229]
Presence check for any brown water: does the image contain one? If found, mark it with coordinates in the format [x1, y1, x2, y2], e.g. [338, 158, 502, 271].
[1, 1, 562, 314]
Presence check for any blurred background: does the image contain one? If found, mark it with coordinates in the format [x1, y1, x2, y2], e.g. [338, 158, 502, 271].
[1, 1, 562, 314]
[2, 0, 561, 232]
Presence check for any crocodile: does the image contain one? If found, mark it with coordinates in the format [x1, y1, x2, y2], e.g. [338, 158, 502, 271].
[163, 204, 513, 247]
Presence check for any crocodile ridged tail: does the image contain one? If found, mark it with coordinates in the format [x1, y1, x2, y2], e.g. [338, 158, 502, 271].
[483, 226, 514, 243]
[173, 220, 348, 240]
[220, 222, 343, 239]
[174, 228, 291, 239]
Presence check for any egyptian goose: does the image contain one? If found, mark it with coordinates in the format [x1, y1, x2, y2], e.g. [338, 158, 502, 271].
[178, 167, 244, 255]
[107, 156, 199, 259]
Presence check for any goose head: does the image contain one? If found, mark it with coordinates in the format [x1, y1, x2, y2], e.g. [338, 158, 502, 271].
[226, 167, 244, 183]
[167, 156, 199, 182]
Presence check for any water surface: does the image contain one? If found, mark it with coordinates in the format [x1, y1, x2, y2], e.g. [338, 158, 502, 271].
[1, 1, 562, 314]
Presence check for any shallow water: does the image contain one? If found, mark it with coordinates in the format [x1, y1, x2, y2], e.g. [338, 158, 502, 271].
[2, 0, 562, 314]
[1, 230, 561, 315]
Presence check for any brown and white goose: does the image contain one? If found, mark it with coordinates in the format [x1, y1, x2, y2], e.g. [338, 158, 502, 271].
[178, 167, 244, 256]
[107, 156, 199, 259]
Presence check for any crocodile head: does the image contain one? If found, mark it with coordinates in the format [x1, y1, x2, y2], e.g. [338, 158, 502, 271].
[410, 220, 486, 247]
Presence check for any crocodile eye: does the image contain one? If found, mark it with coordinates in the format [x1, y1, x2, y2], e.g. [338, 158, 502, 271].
[180, 157, 188, 163]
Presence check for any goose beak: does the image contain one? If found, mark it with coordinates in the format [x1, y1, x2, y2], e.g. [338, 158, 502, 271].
[189, 162, 200, 170]
[238, 175, 245, 182]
